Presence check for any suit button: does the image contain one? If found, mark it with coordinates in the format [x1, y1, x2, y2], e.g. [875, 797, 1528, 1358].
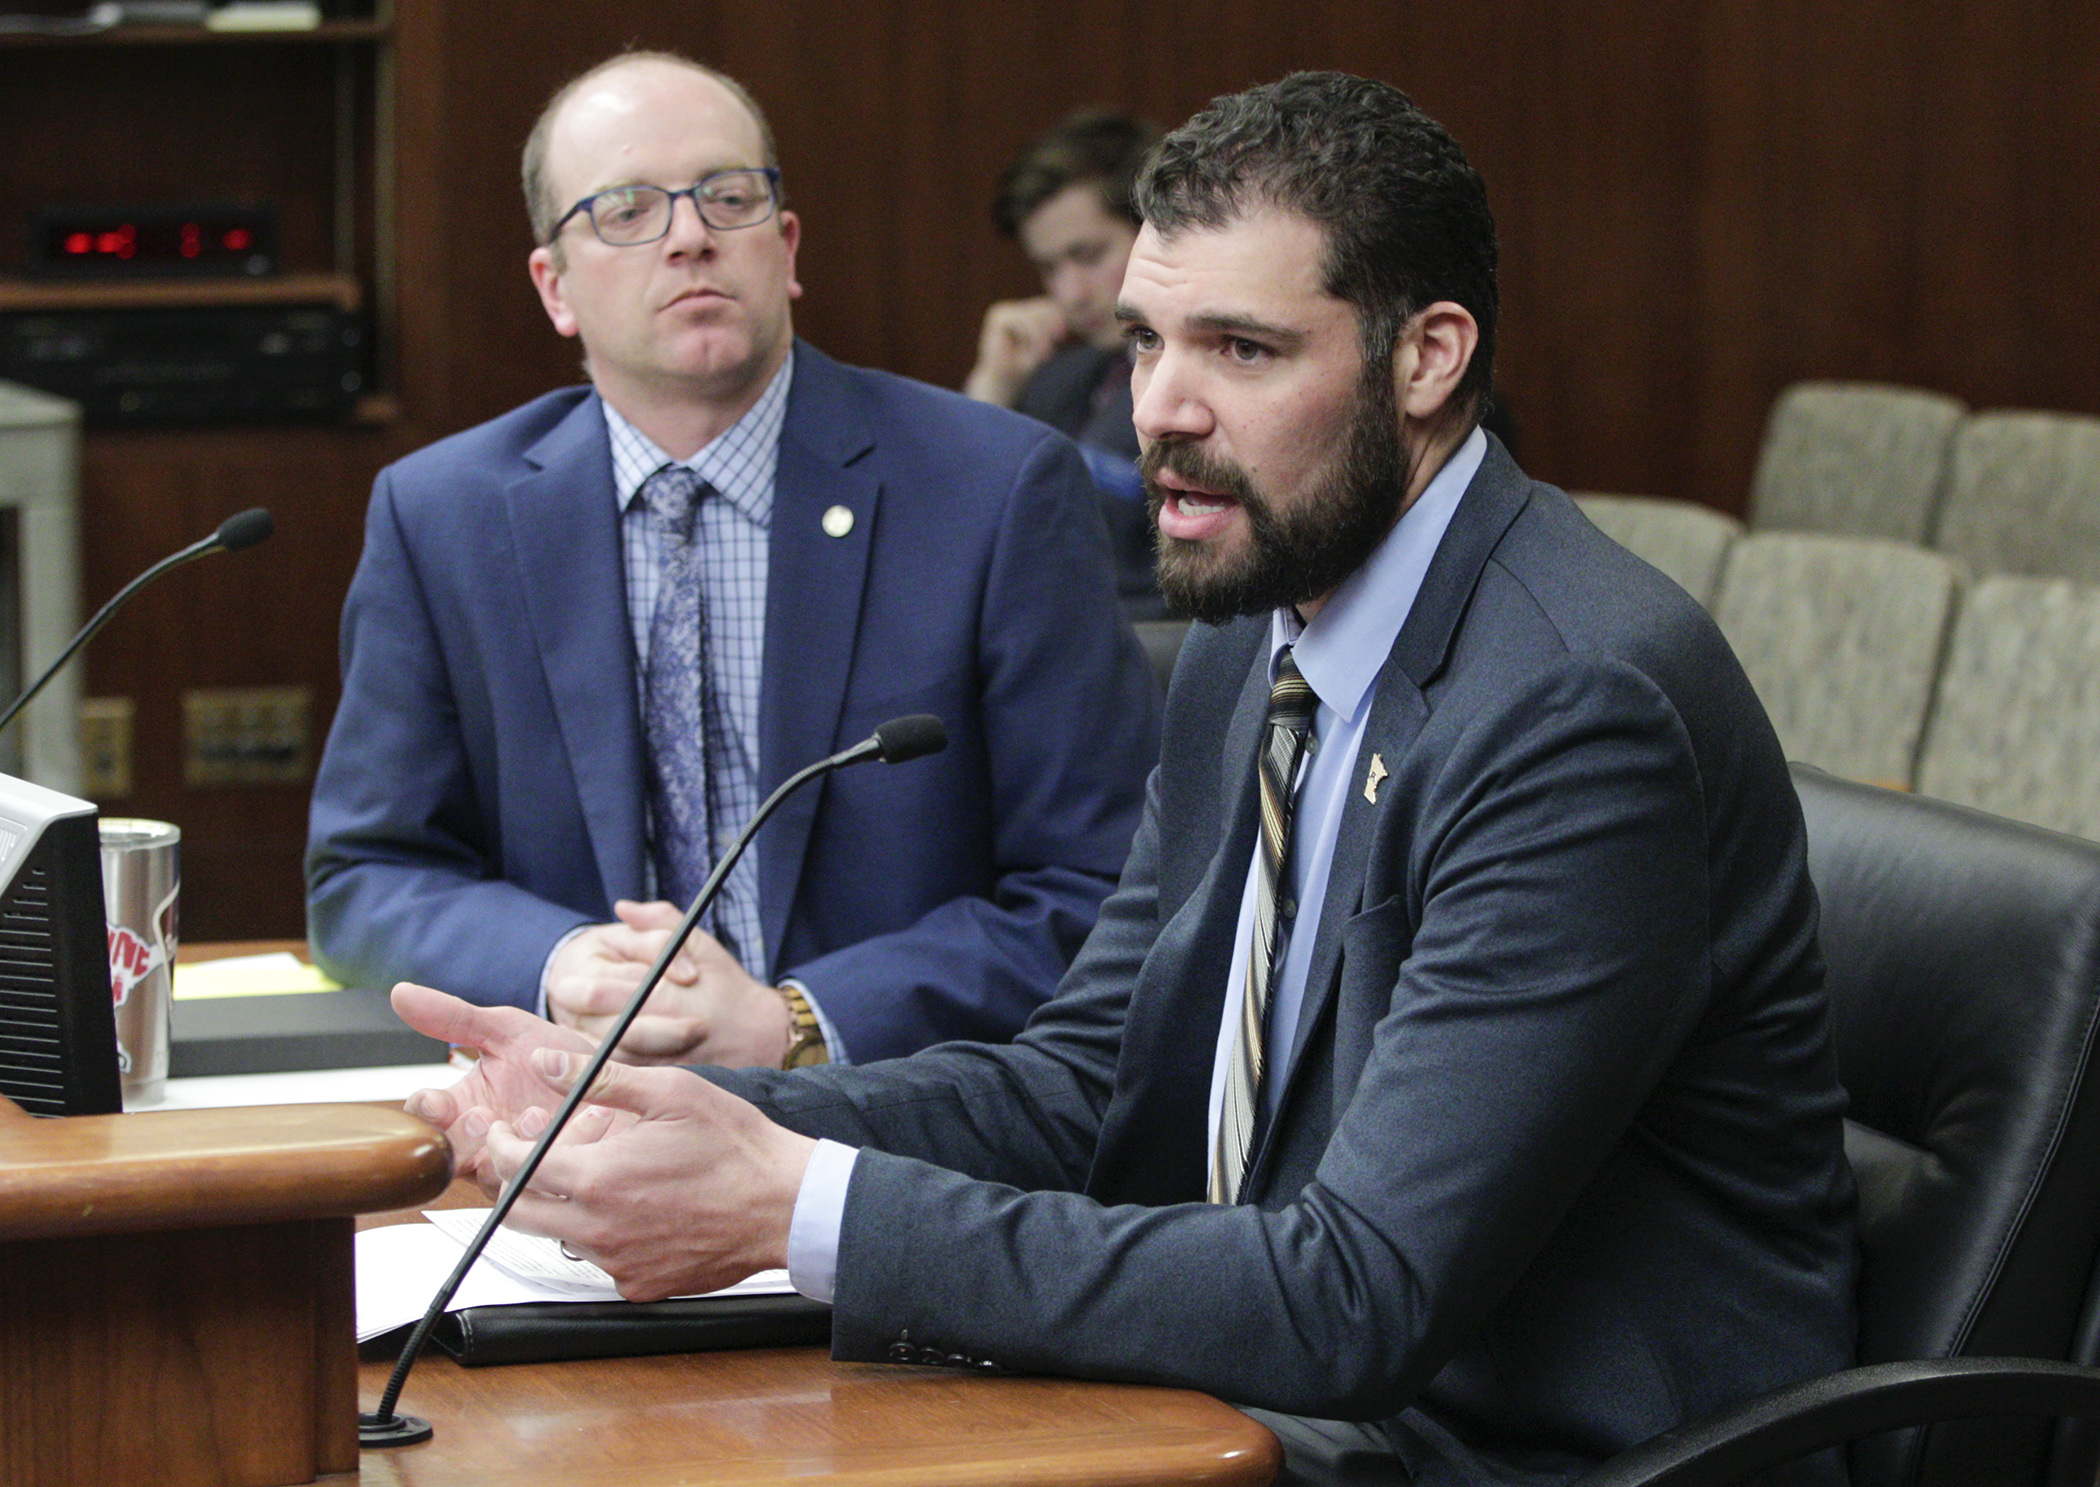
[977, 1358, 1003, 1373]
[945, 1353, 970, 1369]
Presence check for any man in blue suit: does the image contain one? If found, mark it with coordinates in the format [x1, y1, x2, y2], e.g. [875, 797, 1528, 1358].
[395, 74, 1856, 1484]
[306, 52, 1159, 1069]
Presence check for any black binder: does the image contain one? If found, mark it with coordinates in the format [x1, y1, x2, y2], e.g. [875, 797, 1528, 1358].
[363, 1291, 833, 1368]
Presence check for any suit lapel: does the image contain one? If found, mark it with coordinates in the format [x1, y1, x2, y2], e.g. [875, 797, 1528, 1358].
[1244, 438, 1535, 1193]
[1267, 665, 1427, 1121]
[505, 391, 647, 909]
[1090, 633, 1272, 1204]
[756, 345, 880, 974]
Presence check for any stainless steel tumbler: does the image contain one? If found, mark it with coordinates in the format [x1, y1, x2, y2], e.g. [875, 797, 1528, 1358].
[101, 817, 179, 1108]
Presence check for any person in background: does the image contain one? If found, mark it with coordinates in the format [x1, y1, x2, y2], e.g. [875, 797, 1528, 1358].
[965, 110, 1166, 618]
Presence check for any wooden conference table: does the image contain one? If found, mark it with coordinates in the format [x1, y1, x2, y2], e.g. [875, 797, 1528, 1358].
[187, 943, 1284, 1487]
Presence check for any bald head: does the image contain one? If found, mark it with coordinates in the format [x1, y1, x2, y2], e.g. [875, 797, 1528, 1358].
[522, 51, 778, 250]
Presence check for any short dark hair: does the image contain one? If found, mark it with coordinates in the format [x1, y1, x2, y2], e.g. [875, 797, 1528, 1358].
[1136, 72, 1498, 425]
[993, 110, 1163, 239]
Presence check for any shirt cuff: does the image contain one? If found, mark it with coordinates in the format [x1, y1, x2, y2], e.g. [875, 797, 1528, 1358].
[786, 1138, 860, 1303]
[780, 976, 849, 1065]
[536, 925, 590, 1020]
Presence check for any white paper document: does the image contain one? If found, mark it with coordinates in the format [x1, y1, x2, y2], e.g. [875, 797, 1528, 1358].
[354, 1210, 796, 1343]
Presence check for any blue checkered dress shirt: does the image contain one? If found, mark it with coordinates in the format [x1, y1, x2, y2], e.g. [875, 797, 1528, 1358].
[604, 355, 792, 980]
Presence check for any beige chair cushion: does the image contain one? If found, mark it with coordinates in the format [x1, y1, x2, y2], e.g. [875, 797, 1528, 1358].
[1915, 575, 2100, 840]
[1712, 532, 1963, 786]
[1933, 410, 2100, 585]
[1750, 381, 1966, 542]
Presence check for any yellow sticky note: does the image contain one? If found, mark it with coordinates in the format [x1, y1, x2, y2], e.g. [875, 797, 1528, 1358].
[174, 952, 344, 1001]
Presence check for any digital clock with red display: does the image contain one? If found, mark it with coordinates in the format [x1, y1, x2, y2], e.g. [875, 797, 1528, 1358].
[29, 203, 278, 280]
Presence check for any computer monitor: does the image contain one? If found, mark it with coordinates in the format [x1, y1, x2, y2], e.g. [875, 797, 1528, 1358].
[0, 771, 116, 1115]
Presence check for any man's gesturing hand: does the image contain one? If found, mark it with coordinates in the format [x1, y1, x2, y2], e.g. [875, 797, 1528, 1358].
[546, 900, 792, 1068]
[393, 982, 605, 1188]
[481, 1049, 817, 1301]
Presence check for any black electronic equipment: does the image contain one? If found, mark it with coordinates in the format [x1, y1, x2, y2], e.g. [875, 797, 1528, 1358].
[0, 773, 117, 1118]
[0, 298, 366, 425]
[31, 203, 278, 280]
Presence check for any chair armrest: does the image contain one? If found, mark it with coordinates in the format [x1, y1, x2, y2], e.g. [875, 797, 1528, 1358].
[1574, 1358, 2100, 1487]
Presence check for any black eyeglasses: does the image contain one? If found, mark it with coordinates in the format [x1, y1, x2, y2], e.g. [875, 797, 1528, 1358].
[549, 167, 782, 246]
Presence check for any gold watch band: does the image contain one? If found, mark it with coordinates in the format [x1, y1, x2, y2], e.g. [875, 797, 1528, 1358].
[776, 982, 829, 1070]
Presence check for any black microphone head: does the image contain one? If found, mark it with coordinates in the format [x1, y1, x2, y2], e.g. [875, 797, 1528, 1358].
[214, 507, 274, 552]
[872, 714, 947, 764]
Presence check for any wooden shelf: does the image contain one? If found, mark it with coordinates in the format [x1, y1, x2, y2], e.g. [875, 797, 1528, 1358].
[0, 269, 361, 312]
[0, 18, 386, 48]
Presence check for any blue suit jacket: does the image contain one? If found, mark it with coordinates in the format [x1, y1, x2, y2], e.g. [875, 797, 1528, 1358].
[306, 343, 1161, 1061]
[716, 439, 1858, 1483]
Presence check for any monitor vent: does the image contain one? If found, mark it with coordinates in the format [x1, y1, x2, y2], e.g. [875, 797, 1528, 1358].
[0, 863, 70, 1115]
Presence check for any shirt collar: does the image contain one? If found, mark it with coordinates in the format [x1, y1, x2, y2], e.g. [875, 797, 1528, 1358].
[603, 349, 795, 527]
[1272, 425, 1489, 724]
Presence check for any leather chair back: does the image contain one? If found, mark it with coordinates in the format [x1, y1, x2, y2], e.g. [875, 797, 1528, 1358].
[1796, 766, 2100, 1484]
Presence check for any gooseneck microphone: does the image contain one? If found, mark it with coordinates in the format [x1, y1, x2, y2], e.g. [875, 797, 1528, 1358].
[362, 713, 949, 1448]
[0, 507, 276, 738]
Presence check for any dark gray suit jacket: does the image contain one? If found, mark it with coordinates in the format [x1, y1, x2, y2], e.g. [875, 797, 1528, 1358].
[718, 439, 1859, 1484]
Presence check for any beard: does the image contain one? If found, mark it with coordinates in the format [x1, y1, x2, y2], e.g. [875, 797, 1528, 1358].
[1144, 365, 1411, 626]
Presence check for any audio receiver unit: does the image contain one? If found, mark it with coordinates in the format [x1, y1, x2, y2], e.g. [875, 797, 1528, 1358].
[0, 274, 367, 426]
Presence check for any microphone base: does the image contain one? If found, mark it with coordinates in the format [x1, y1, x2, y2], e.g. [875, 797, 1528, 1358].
[359, 1410, 434, 1448]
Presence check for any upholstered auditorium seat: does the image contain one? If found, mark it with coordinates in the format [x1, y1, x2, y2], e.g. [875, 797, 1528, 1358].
[1710, 532, 1962, 786]
[1913, 574, 2100, 840]
[1749, 382, 1967, 542]
[1933, 411, 2100, 586]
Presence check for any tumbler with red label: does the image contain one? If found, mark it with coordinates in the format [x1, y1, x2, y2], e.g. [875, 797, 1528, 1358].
[102, 817, 179, 1108]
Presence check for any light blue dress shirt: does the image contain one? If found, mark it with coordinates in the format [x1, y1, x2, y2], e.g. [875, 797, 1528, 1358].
[788, 428, 1490, 1302]
[1204, 427, 1484, 1152]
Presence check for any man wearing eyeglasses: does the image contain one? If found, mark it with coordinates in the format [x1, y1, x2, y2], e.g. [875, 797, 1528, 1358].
[306, 51, 1158, 1071]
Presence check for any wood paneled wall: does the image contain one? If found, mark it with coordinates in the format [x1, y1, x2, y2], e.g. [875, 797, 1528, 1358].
[44, 0, 2100, 937]
[403, 0, 2100, 503]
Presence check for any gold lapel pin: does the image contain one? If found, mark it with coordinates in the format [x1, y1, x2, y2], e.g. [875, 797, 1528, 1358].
[821, 504, 855, 538]
[1364, 753, 1388, 804]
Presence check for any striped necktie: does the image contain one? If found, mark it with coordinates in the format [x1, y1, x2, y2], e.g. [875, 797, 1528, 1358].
[1211, 647, 1319, 1204]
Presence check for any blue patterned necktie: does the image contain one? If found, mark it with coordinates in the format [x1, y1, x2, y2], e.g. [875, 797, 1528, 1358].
[1211, 647, 1319, 1204]
[640, 464, 740, 960]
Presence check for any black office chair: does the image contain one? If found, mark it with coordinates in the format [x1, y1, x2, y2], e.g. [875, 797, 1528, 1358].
[1581, 768, 2100, 1486]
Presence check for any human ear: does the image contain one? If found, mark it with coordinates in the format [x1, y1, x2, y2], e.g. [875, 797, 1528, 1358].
[778, 210, 804, 302]
[1393, 301, 1479, 423]
[528, 245, 580, 338]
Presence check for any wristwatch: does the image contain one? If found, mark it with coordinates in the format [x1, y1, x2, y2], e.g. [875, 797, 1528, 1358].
[775, 982, 830, 1070]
